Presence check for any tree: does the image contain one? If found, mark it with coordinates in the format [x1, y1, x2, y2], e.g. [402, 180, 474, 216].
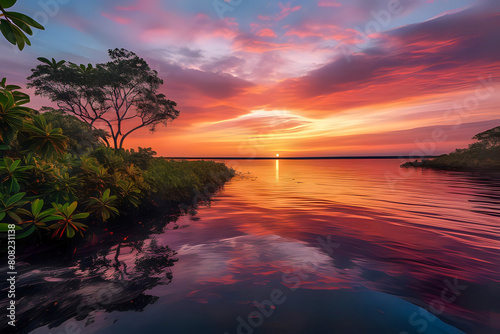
[27, 48, 180, 149]
[472, 126, 500, 149]
[0, 0, 44, 50]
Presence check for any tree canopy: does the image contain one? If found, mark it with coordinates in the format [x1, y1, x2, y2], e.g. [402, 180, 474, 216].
[0, 0, 44, 50]
[27, 48, 180, 149]
[473, 126, 500, 148]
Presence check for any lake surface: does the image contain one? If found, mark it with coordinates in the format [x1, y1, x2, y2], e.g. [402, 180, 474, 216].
[4, 159, 500, 333]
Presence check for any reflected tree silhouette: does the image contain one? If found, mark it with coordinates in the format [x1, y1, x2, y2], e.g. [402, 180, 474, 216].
[0, 210, 183, 333]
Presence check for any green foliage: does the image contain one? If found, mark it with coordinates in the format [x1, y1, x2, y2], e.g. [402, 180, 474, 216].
[0, 222, 21, 232]
[40, 108, 107, 155]
[128, 147, 157, 170]
[0, 157, 31, 193]
[36, 57, 66, 70]
[19, 114, 68, 159]
[473, 126, 500, 149]
[145, 159, 235, 202]
[116, 180, 141, 208]
[0, 78, 32, 148]
[73, 156, 105, 194]
[17, 199, 59, 239]
[87, 189, 119, 221]
[22, 155, 57, 196]
[48, 166, 79, 203]
[49, 202, 89, 238]
[90, 147, 125, 173]
[0, 191, 27, 223]
[0, 0, 44, 50]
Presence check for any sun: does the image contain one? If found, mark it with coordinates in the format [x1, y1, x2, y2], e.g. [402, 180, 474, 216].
[276, 153, 280, 157]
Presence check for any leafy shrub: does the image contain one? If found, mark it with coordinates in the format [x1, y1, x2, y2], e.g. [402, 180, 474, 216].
[145, 159, 235, 202]
[40, 108, 107, 155]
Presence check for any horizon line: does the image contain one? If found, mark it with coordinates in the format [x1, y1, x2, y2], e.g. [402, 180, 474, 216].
[159, 156, 437, 160]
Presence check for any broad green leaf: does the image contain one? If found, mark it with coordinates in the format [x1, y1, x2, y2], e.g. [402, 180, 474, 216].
[16, 208, 30, 216]
[66, 226, 75, 238]
[0, 212, 5, 221]
[0, 19, 16, 45]
[102, 211, 110, 221]
[67, 201, 77, 216]
[0, 94, 9, 107]
[6, 192, 25, 206]
[9, 16, 33, 35]
[37, 57, 52, 66]
[6, 211, 21, 223]
[0, 223, 21, 232]
[103, 189, 110, 201]
[9, 159, 20, 171]
[5, 12, 44, 30]
[32, 199, 43, 216]
[72, 212, 90, 220]
[9, 177, 19, 193]
[0, 0, 18, 9]
[9, 22, 25, 50]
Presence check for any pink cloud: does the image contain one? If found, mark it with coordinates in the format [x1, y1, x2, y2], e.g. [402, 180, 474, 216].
[318, 1, 342, 7]
[101, 12, 131, 24]
[256, 28, 277, 38]
[275, 2, 301, 21]
[285, 22, 355, 41]
[140, 12, 238, 44]
[233, 33, 292, 53]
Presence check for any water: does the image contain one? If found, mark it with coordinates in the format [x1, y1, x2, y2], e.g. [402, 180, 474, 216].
[4, 159, 500, 333]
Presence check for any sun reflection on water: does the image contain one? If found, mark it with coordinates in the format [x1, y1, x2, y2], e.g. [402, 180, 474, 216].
[275, 159, 280, 181]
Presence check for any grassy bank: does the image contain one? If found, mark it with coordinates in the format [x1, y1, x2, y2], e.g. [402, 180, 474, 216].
[401, 126, 500, 172]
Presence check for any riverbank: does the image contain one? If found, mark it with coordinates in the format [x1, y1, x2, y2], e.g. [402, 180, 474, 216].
[401, 147, 500, 172]
[0, 147, 235, 250]
[401, 126, 500, 172]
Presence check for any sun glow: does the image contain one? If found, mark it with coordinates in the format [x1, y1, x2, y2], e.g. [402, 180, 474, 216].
[276, 154, 280, 157]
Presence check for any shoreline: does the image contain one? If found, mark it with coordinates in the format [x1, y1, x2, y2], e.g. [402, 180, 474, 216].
[161, 156, 436, 160]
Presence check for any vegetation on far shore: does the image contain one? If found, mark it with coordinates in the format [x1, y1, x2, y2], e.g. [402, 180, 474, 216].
[401, 126, 500, 171]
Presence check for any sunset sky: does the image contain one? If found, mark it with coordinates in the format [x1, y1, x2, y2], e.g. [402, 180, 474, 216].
[1, 0, 499, 157]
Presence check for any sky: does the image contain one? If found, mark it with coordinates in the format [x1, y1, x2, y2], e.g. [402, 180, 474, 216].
[1, 0, 499, 157]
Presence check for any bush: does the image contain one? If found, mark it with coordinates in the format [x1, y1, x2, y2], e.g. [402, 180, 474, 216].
[40, 108, 107, 155]
[145, 159, 235, 203]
